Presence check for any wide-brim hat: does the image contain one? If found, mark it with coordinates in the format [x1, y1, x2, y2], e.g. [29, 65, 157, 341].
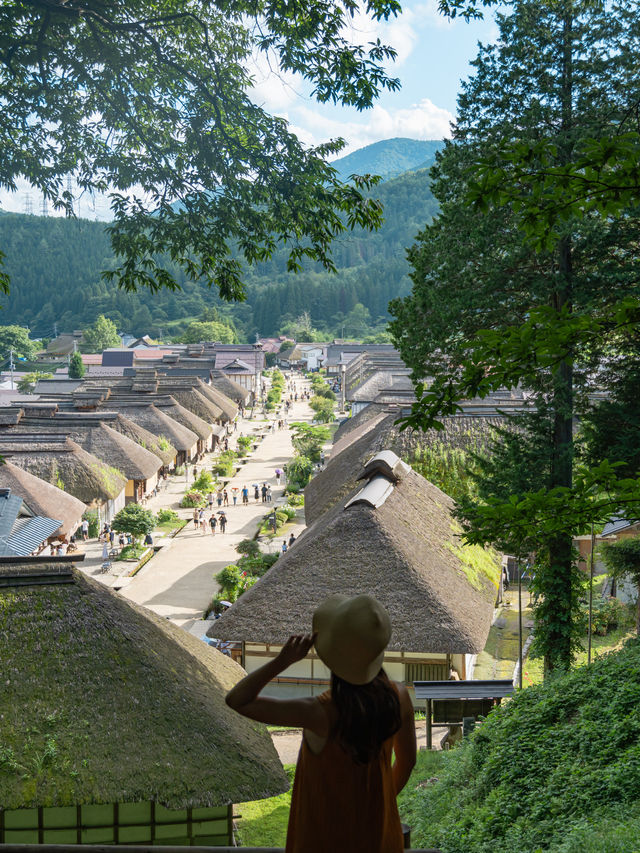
[312, 594, 392, 685]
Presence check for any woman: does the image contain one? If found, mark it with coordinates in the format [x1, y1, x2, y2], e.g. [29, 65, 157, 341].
[226, 594, 416, 852]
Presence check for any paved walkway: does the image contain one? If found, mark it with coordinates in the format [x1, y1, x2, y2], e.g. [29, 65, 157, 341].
[75, 375, 314, 634]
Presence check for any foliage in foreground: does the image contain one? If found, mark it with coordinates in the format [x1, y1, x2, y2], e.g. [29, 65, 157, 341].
[410, 639, 640, 853]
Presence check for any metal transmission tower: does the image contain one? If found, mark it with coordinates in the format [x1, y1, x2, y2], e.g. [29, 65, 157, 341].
[24, 193, 33, 215]
[41, 196, 49, 217]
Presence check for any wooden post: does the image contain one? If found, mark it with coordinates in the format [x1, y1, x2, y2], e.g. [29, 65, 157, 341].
[518, 560, 523, 690]
[426, 699, 432, 750]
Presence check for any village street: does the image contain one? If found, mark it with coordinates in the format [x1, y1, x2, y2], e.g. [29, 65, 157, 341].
[78, 378, 314, 638]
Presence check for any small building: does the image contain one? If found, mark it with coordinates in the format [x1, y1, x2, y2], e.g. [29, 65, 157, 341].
[0, 460, 86, 541]
[0, 562, 288, 846]
[45, 331, 84, 358]
[0, 490, 62, 557]
[209, 452, 500, 697]
[214, 344, 265, 395]
[0, 435, 127, 525]
[97, 401, 199, 466]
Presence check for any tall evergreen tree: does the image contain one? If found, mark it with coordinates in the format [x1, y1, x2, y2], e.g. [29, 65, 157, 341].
[391, 0, 640, 672]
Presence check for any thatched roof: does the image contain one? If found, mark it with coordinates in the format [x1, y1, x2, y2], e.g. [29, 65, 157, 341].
[305, 411, 501, 525]
[97, 402, 199, 453]
[210, 457, 499, 654]
[333, 403, 395, 444]
[196, 378, 238, 421]
[0, 436, 127, 505]
[0, 563, 288, 809]
[153, 396, 212, 441]
[0, 461, 86, 537]
[96, 412, 177, 467]
[210, 371, 251, 405]
[168, 388, 225, 424]
[4, 419, 162, 482]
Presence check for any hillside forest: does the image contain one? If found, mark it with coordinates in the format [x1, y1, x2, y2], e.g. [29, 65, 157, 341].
[0, 142, 440, 343]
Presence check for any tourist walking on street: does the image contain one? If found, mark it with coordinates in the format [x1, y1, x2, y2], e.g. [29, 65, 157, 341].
[254, 484, 260, 503]
[242, 485, 249, 505]
[193, 508, 199, 530]
[223, 489, 229, 506]
[217, 491, 223, 507]
[275, 468, 282, 485]
[281, 539, 288, 554]
[207, 492, 214, 510]
[219, 511, 227, 533]
[261, 483, 268, 503]
[81, 518, 89, 541]
[209, 514, 217, 535]
[267, 484, 272, 502]
[199, 508, 206, 533]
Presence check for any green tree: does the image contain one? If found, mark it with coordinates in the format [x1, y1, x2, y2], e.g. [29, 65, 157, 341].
[180, 320, 237, 344]
[81, 315, 121, 352]
[343, 302, 372, 339]
[0, 325, 37, 360]
[68, 351, 86, 379]
[390, 0, 640, 673]
[0, 0, 399, 299]
[16, 370, 52, 392]
[111, 504, 156, 545]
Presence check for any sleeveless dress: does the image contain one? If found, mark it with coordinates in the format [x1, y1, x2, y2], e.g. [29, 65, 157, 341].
[285, 690, 404, 853]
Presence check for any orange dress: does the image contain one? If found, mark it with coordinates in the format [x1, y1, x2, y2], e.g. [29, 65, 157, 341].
[285, 691, 404, 853]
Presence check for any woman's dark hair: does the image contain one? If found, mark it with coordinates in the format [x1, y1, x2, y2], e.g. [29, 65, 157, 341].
[330, 668, 401, 764]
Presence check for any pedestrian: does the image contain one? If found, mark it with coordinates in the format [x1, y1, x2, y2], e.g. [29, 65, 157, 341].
[223, 489, 229, 506]
[217, 491, 223, 507]
[144, 532, 153, 547]
[261, 483, 268, 503]
[267, 484, 272, 502]
[288, 533, 296, 548]
[81, 518, 89, 541]
[281, 539, 288, 554]
[193, 465, 198, 481]
[207, 491, 214, 510]
[242, 485, 249, 505]
[225, 595, 415, 853]
[219, 511, 227, 533]
[224, 438, 229, 451]
[275, 469, 281, 486]
[199, 507, 206, 533]
[109, 527, 115, 547]
[118, 532, 126, 548]
[193, 508, 199, 530]
[209, 514, 217, 535]
[254, 484, 260, 503]
[233, 490, 238, 506]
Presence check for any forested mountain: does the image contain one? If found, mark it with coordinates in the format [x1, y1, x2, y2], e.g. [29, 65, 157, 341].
[0, 146, 439, 341]
[332, 138, 443, 182]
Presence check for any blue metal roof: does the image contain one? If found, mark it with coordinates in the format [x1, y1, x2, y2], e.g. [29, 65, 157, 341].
[0, 516, 62, 557]
[0, 491, 24, 538]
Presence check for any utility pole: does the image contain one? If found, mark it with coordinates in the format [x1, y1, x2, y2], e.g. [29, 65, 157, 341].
[9, 348, 14, 390]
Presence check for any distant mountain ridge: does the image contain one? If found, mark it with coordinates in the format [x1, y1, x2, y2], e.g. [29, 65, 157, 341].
[332, 137, 444, 182]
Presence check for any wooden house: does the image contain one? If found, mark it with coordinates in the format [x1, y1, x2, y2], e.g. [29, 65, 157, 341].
[209, 452, 501, 698]
[0, 563, 287, 846]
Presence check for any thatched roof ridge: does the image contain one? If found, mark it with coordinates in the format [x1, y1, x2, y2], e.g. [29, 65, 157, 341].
[0, 407, 24, 426]
[210, 465, 499, 654]
[0, 462, 86, 536]
[152, 396, 213, 441]
[305, 411, 502, 525]
[333, 403, 394, 444]
[168, 388, 224, 424]
[108, 413, 177, 466]
[210, 371, 251, 405]
[98, 402, 199, 452]
[0, 564, 288, 809]
[7, 419, 162, 481]
[0, 437, 127, 505]
[196, 378, 238, 421]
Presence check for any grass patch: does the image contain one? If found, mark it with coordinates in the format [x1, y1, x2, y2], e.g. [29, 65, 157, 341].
[235, 764, 295, 847]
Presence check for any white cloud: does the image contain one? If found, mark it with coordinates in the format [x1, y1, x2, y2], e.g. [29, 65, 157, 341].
[295, 99, 453, 154]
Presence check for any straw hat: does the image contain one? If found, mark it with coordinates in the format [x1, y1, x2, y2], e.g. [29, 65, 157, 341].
[312, 594, 392, 685]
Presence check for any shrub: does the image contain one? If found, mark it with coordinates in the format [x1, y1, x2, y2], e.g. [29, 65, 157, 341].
[286, 492, 304, 506]
[111, 503, 156, 543]
[212, 450, 237, 476]
[279, 505, 297, 520]
[236, 538, 261, 558]
[309, 395, 335, 422]
[236, 436, 253, 456]
[180, 490, 206, 508]
[285, 456, 315, 490]
[174, 464, 185, 475]
[156, 508, 179, 524]
[193, 471, 216, 492]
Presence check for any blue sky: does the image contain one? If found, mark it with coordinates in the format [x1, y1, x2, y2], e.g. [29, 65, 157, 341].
[0, 2, 497, 217]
